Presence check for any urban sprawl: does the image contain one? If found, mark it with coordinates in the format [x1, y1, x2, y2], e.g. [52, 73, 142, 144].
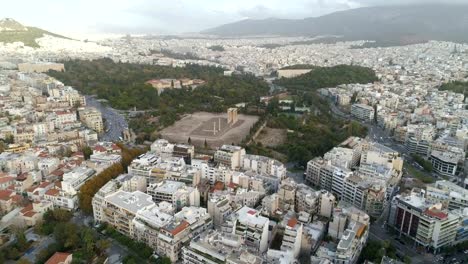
[0, 35, 467, 264]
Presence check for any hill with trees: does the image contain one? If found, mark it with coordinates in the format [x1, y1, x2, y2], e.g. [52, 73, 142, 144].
[0, 18, 69, 47]
[274, 64, 378, 90]
[439, 80, 468, 97]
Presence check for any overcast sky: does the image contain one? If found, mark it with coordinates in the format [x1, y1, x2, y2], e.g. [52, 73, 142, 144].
[0, 0, 465, 37]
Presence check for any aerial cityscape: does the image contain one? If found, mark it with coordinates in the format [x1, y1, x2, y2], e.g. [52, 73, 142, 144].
[0, 1, 467, 264]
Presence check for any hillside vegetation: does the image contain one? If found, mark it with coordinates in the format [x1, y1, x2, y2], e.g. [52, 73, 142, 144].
[249, 64, 371, 166]
[275, 64, 378, 90]
[439, 81, 468, 97]
[0, 18, 69, 47]
[49, 59, 269, 111]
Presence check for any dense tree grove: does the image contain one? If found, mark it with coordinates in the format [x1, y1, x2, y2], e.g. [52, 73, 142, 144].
[439, 80, 468, 97]
[358, 240, 404, 263]
[263, 66, 372, 166]
[411, 154, 433, 172]
[34, 209, 109, 264]
[275, 64, 378, 90]
[207, 45, 225, 51]
[48, 59, 269, 111]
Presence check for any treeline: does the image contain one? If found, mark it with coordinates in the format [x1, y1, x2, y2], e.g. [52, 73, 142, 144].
[439, 81, 468, 97]
[78, 144, 147, 214]
[280, 64, 316, 70]
[275, 64, 378, 90]
[207, 45, 225, 51]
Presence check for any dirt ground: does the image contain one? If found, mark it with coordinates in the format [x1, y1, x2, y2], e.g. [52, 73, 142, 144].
[160, 112, 259, 148]
[256, 127, 287, 147]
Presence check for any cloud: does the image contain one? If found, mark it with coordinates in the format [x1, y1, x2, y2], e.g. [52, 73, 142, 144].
[0, 0, 466, 35]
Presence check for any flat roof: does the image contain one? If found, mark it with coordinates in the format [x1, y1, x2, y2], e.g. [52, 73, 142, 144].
[105, 190, 154, 214]
[152, 180, 185, 194]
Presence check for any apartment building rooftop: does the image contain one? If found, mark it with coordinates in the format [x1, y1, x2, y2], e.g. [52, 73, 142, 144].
[430, 150, 460, 164]
[105, 190, 154, 214]
[134, 204, 173, 229]
[175, 206, 209, 225]
[219, 144, 243, 153]
[236, 206, 269, 227]
[152, 180, 185, 194]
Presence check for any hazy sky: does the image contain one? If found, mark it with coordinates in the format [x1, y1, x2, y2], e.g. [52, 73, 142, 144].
[0, 0, 465, 36]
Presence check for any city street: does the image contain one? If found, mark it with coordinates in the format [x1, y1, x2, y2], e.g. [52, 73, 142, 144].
[86, 95, 128, 142]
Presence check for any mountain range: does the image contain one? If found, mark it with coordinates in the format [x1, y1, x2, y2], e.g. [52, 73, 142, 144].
[0, 18, 68, 47]
[202, 4, 468, 44]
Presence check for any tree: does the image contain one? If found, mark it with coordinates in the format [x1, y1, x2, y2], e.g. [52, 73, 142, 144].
[4, 134, 14, 144]
[54, 222, 80, 250]
[95, 239, 111, 256]
[204, 139, 208, 149]
[16, 258, 31, 264]
[82, 145, 93, 160]
[15, 230, 28, 251]
[404, 256, 412, 264]
[187, 137, 191, 145]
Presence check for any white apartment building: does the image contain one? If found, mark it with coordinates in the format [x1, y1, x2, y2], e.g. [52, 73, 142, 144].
[229, 206, 269, 253]
[207, 194, 233, 228]
[157, 207, 212, 262]
[389, 192, 459, 252]
[430, 150, 461, 176]
[147, 181, 200, 209]
[182, 230, 263, 264]
[61, 167, 96, 195]
[241, 154, 286, 180]
[281, 217, 303, 258]
[79, 107, 103, 133]
[90, 153, 122, 165]
[102, 190, 155, 237]
[214, 145, 246, 170]
[351, 104, 374, 122]
[425, 180, 468, 211]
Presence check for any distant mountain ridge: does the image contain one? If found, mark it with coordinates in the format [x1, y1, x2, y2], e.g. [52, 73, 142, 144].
[202, 5, 468, 44]
[0, 18, 69, 47]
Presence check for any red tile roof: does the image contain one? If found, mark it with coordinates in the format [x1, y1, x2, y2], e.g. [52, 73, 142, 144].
[210, 181, 224, 192]
[45, 189, 60, 196]
[51, 170, 64, 177]
[39, 181, 51, 188]
[111, 144, 121, 151]
[247, 210, 256, 215]
[45, 252, 72, 264]
[227, 182, 238, 189]
[11, 194, 23, 203]
[287, 218, 298, 228]
[0, 176, 14, 184]
[168, 221, 189, 236]
[94, 145, 106, 152]
[23, 211, 37, 218]
[0, 190, 13, 201]
[20, 203, 33, 214]
[424, 209, 448, 220]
